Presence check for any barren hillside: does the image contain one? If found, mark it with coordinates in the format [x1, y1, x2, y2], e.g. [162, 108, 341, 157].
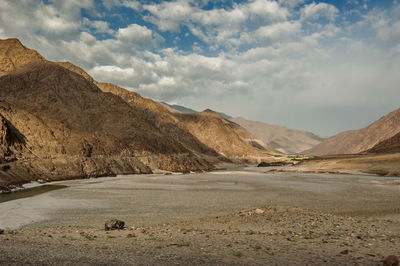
[304, 109, 400, 155]
[367, 131, 400, 154]
[0, 38, 277, 189]
[231, 117, 323, 154]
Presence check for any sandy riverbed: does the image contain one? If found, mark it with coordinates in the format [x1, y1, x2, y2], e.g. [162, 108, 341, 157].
[0, 170, 399, 265]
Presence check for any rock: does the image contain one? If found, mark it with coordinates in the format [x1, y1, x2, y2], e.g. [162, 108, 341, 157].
[254, 208, 265, 214]
[105, 219, 125, 231]
[383, 255, 399, 266]
[340, 249, 349, 255]
[257, 162, 294, 167]
[0, 228, 4, 234]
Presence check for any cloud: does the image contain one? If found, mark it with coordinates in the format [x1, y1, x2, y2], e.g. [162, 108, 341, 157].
[247, 0, 289, 20]
[239, 21, 301, 45]
[140, 1, 193, 32]
[134, 0, 289, 47]
[122, 0, 141, 11]
[83, 19, 114, 34]
[279, 0, 306, 8]
[300, 3, 339, 22]
[116, 24, 164, 47]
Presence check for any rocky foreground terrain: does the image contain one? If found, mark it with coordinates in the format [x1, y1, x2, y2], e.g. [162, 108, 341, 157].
[0, 38, 278, 190]
[0, 206, 399, 265]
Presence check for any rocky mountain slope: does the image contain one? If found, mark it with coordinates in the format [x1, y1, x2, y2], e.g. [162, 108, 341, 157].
[57, 63, 277, 159]
[305, 109, 400, 156]
[367, 131, 400, 154]
[0, 38, 276, 189]
[174, 110, 278, 158]
[231, 117, 323, 154]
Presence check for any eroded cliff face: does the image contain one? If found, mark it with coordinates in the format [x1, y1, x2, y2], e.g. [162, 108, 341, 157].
[0, 113, 25, 162]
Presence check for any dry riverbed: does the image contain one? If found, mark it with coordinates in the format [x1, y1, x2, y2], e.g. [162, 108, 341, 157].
[0, 171, 399, 265]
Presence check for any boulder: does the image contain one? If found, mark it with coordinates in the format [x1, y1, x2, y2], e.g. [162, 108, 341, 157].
[105, 219, 125, 231]
[383, 255, 399, 266]
[0, 228, 4, 234]
[254, 208, 265, 214]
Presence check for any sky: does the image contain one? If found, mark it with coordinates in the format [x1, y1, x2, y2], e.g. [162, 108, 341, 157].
[0, 0, 399, 137]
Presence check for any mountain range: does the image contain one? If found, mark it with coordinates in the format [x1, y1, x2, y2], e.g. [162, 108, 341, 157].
[1, 38, 399, 189]
[0, 38, 277, 189]
[164, 104, 324, 154]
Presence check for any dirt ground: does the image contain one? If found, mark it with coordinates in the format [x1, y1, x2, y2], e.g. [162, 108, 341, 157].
[0, 171, 399, 265]
[1, 206, 399, 265]
[287, 153, 400, 176]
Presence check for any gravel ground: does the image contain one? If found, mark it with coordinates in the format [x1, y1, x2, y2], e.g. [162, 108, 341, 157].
[0, 170, 399, 265]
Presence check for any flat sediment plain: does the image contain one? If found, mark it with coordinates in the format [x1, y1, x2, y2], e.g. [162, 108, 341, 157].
[1, 169, 399, 265]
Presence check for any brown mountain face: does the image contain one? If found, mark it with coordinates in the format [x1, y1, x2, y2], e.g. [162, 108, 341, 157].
[304, 109, 400, 156]
[58, 64, 277, 160]
[174, 110, 278, 159]
[0, 38, 275, 189]
[231, 117, 323, 154]
[367, 131, 400, 154]
[0, 38, 46, 76]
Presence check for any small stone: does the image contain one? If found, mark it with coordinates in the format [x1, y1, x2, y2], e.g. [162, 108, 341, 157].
[340, 249, 350, 255]
[254, 208, 265, 214]
[126, 233, 136, 238]
[105, 219, 125, 231]
[383, 255, 399, 266]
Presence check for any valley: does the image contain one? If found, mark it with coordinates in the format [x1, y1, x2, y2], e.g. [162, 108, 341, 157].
[0, 36, 399, 266]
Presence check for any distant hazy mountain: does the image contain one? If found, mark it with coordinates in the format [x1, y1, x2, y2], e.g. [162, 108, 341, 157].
[231, 117, 324, 154]
[305, 108, 400, 156]
[164, 103, 232, 120]
[162, 102, 197, 114]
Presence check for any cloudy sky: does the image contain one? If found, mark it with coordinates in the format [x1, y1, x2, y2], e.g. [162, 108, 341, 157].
[0, 0, 399, 136]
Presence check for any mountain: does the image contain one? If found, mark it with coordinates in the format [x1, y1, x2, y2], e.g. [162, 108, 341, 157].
[305, 109, 400, 156]
[367, 131, 400, 154]
[0, 38, 276, 189]
[230, 117, 323, 154]
[74, 79, 277, 159]
[173, 109, 278, 158]
[164, 103, 232, 120]
[55, 66, 278, 159]
[162, 102, 197, 114]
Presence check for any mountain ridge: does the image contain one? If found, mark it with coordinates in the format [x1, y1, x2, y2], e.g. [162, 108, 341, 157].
[304, 108, 400, 155]
[0, 38, 277, 189]
[231, 117, 323, 154]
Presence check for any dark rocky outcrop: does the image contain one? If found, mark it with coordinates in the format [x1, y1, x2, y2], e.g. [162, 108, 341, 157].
[105, 219, 125, 231]
[257, 161, 294, 167]
[383, 255, 399, 266]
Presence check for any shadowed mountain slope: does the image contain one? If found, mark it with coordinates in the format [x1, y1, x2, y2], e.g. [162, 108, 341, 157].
[367, 131, 400, 154]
